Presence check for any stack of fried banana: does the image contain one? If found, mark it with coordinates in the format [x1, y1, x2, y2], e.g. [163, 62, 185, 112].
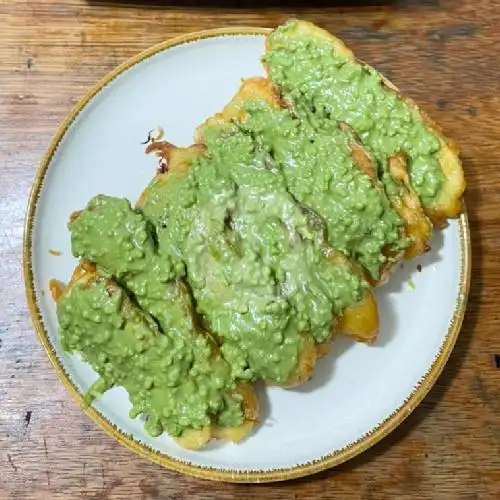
[54, 20, 465, 449]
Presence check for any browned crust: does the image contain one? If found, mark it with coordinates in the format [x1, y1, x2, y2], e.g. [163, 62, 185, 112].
[388, 152, 433, 258]
[338, 291, 379, 343]
[195, 76, 282, 143]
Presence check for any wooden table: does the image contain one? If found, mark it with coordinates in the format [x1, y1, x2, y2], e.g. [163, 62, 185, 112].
[1, 0, 499, 498]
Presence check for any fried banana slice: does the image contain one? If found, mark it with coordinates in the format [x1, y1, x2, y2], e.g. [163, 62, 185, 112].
[197, 77, 408, 283]
[140, 140, 323, 387]
[337, 289, 379, 343]
[197, 79, 387, 344]
[264, 19, 465, 225]
[142, 133, 377, 371]
[53, 261, 257, 449]
[68, 199, 258, 445]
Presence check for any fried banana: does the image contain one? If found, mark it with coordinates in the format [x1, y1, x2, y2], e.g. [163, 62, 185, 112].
[264, 19, 465, 227]
[53, 260, 257, 450]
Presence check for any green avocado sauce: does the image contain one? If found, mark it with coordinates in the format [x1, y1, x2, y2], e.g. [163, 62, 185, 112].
[140, 125, 367, 383]
[58, 279, 244, 436]
[65, 195, 244, 436]
[265, 20, 445, 206]
[241, 101, 406, 280]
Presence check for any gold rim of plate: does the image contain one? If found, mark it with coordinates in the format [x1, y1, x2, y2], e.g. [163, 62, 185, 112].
[23, 27, 471, 483]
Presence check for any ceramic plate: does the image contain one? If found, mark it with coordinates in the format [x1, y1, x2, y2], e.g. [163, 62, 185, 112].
[24, 28, 471, 482]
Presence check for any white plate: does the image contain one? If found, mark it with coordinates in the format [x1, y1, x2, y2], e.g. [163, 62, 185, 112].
[23, 28, 471, 482]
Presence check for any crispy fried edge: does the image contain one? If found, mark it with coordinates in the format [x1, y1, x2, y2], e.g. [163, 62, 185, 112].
[264, 19, 465, 225]
[388, 152, 433, 258]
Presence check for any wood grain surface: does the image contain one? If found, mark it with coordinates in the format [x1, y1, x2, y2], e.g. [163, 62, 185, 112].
[1, 0, 499, 498]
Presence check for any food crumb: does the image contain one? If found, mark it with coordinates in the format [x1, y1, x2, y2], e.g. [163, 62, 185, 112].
[408, 279, 416, 290]
[417, 264, 422, 272]
[49, 279, 65, 301]
[49, 249, 62, 256]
